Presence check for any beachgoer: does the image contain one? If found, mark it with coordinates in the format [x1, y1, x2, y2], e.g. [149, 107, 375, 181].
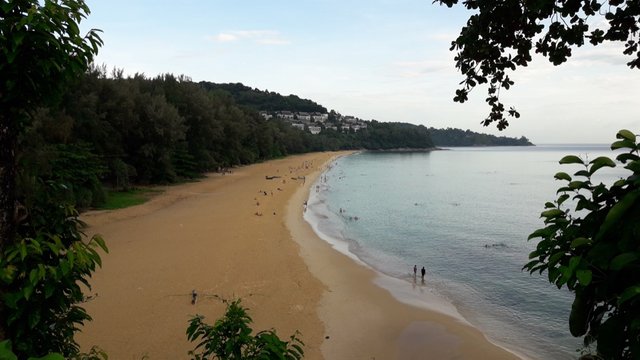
[191, 290, 198, 305]
[421, 267, 426, 280]
[413, 265, 417, 277]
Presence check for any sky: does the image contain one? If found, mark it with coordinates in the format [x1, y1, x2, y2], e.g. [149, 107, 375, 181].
[82, 0, 640, 144]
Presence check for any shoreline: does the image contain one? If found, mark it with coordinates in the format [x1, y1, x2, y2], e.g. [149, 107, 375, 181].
[76, 151, 522, 359]
[287, 154, 522, 359]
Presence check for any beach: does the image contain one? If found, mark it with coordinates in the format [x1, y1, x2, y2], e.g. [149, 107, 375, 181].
[77, 151, 520, 359]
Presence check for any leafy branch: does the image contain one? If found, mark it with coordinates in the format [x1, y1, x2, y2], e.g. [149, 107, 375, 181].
[525, 129, 640, 359]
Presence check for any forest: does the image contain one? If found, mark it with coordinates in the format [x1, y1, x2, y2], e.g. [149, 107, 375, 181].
[428, 127, 533, 146]
[20, 67, 534, 212]
[199, 82, 327, 113]
[19, 67, 437, 211]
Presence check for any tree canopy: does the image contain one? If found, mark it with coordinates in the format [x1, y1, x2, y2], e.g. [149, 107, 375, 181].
[199, 82, 327, 113]
[428, 127, 532, 146]
[438, 0, 640, 129]
[525, 130, 640, 359]
[0, 0, 104, 356]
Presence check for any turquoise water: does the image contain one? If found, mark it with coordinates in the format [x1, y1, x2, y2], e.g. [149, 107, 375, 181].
[305, 145, 627, 360]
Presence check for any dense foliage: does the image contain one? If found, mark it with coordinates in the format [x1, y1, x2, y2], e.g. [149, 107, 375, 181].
[21, 70, 436, 210]
[187, 300, 304, 360]
[525, 130, 640, 359]
[1, 184, 107, 357]
[0, 0, 107, 358]
[199, 82, 327, 113]
[428, 127, 532, 146]
[438, 0, 640, 129]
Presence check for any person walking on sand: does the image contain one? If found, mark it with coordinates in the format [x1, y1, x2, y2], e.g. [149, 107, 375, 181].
[421, 266, 426, 281]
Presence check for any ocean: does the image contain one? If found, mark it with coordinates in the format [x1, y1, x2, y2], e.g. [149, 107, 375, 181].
[304, 145, 627, 360]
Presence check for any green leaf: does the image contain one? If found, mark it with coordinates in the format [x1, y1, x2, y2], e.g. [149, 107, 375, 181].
[611, 139, 635, 150]
[557, 194, 570, 206]
[568, 180, 587, 190]
[559, 155, 584, 165]
[569, 291, 591, 336]
[528, 228, 551, 240]
[625, 160, 640, 173]
[23, 285, 33, 301]
[570, 237, 592, 249]
[0, 340, 18, 360]
[568, 256, 582, 272]
[524, 259, 539, 270]
[0, 265, 17, 284]
[610, 252, 638, 271]
[618, 285, 640, 305]
[589, 156, 616, 175]
[616, 152, 639, 163]
[92, 234, 109, 253]
[554, 172, 572, 181]
[573, 170, 590, 177]
[616, 129, 636, 142]
[548, 252, 565, 268]
[28, 269, 39, 287]
[28, 309, 41, 330]
[576, 270, 592, 286]
[541, 208, 564, 219]
[597, 190, 640, 239]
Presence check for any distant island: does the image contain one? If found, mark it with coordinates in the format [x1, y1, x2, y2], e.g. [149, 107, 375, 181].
[428, 127, 533, 146]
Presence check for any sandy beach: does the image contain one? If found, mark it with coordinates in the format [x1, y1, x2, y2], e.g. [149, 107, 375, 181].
[77, 151, 521, 359]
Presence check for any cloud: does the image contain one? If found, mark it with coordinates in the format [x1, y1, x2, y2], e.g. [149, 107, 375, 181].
[215, 33, 238, 42]
[571, 44, 632, 67]
[209, 30, 290, 45]
[393, 60, 452, 78]
[427, 32, 458, 42]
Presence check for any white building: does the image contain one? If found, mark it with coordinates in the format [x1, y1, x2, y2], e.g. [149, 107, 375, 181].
[277, 111, 294, 120]
[297, 112, 311, 121]
[311, 113, 328, 122]
[292, 123, 305, 130]
[258, 111, 272, 120]
[308, 126, 322, 135]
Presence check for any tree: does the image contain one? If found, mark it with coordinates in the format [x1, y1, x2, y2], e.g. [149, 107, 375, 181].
[438, 0, 640, 129]
[0, 0, 102, 349]
[524, 129, 640, 359]
[186, 299, 304, 360]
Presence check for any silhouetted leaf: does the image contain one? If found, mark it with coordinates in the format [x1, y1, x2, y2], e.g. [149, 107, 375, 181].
[571, 237, 592, 249]
[597, 190, 640, 239]
[618, 285, 640, 305]
[610, 253, 638, 271]
[559, 155, 584, 165]
[554, 172, 572, 181]
[611, 139, 635, 150]
[616, 129, 636, 142]
[576, 270, 592, 286]
[589, 156, 616, 175]
[541, 209, 564, 219]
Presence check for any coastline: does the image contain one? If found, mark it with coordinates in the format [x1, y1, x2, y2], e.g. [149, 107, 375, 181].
[76, 151, 522, 359]
[286, 156, 523, 359]
[77, 152, 338, 359]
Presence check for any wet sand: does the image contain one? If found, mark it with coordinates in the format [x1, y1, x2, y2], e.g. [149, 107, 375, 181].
[77, 151, 521, 359]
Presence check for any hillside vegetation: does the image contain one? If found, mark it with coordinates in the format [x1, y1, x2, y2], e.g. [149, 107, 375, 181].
[20, 69, 434, 211]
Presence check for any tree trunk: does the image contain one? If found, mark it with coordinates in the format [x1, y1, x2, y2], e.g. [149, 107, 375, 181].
[0, 112, 17, 341]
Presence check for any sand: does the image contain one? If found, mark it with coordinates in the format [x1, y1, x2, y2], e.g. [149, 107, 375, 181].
[77, 152, 521, 359]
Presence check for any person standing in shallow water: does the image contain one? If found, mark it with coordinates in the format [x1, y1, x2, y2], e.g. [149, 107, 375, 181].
[421, 266, 426, 281]
[413, 265, 417, 277]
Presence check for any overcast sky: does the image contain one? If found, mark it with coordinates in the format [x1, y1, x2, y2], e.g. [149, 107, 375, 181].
[82, 0, 639, 144]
